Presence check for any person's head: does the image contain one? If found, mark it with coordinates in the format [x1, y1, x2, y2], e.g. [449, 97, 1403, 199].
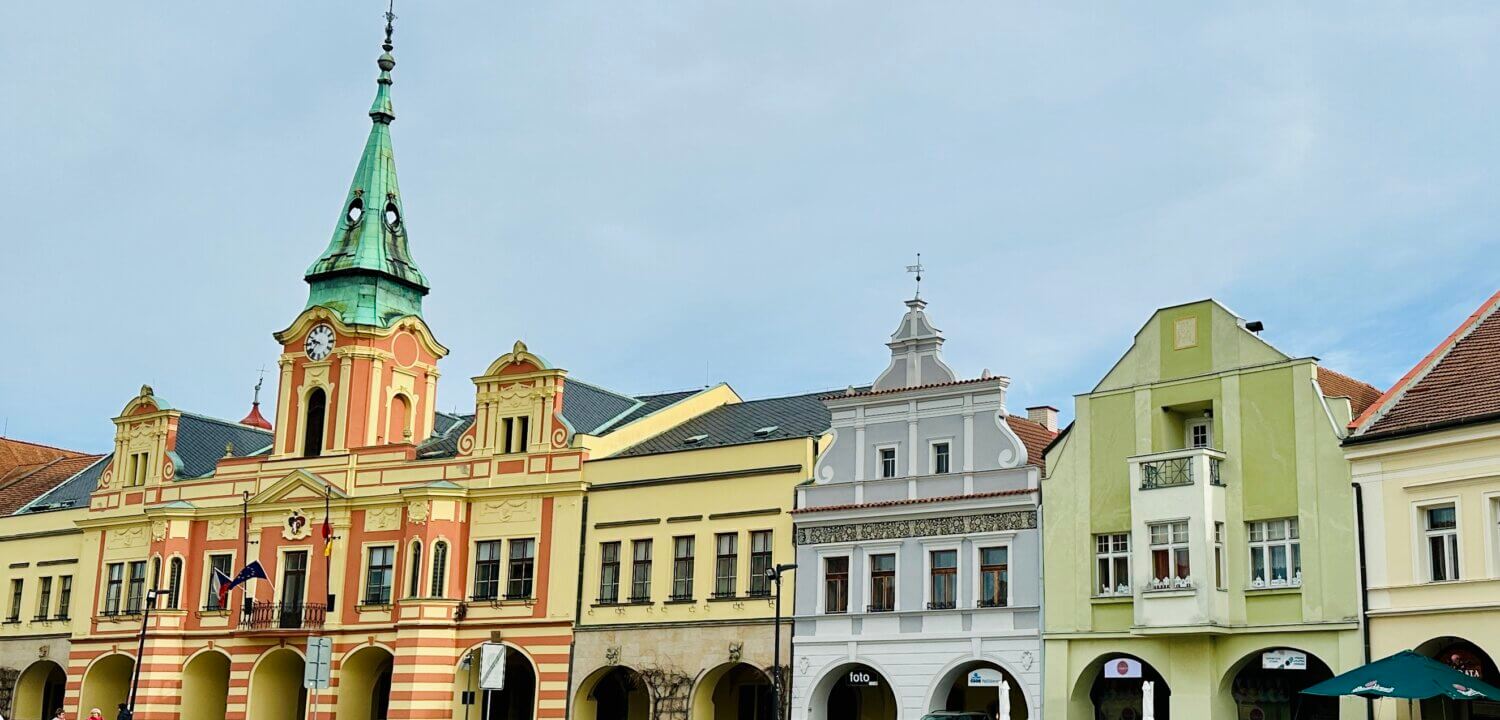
[89, 709, 101, 718]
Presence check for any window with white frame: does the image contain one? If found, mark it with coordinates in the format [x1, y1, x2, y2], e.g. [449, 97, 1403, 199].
[506, 538, 536, 599]
[931, 441, 951, 475]
[1249, 518, 1301, 588]
[823, 556, 849, 614]
[878, 446, 898, 479]
[1425, 504, 1460, 582]
[978, 546, 1009, 607]
[1186, 418, 1212, 449]
[928, 549, 958, 609]
[868, 553, 895, 612]
[1095, 533, 1130, 596]
[1148, 521, 1191, 589]
[364, 546, 394, 605]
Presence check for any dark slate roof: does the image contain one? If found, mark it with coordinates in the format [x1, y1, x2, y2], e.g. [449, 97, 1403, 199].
[417, 412, 474, 459]
[613, 390, 832, 458]
[15, 455, 109, 514]
[174, 413, 275, 479]
[602, 389, 701, 431]
[560, 380, 641, 435]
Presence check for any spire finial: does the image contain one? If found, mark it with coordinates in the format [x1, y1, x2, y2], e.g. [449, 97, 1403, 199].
[383, 0, 397, 52]
[905, 253, 924, 300]
[252, 366, 265, 405]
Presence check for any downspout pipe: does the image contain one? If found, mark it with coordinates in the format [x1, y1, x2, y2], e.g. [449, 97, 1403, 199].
[563, 493, 589, 720]
[1353, 481, 1374, 720]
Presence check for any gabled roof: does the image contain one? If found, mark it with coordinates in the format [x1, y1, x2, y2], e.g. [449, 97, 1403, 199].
[1315, 366, 1383, 418]
[1352, 289, 1500, 440]
[1006, 414, 1059, 472]
[12, 454, 108, 515]
[174, 413, 275, 479]
[0, 453, 106, 515]
[0, 437, 90, 485]
[613, 390, 832, 458]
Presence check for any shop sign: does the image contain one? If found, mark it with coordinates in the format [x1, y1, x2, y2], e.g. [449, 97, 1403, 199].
[846, 669, 880, 686]
[967, 668, 1004, 687]
[1104, 658, 1142, 679]
[1262, 649, 1307, 670]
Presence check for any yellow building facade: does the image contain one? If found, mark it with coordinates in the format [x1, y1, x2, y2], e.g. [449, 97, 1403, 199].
[1346, 290, 1500, 720]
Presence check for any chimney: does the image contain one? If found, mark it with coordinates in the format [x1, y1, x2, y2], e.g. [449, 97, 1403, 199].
[1026, 405, 1059, 432]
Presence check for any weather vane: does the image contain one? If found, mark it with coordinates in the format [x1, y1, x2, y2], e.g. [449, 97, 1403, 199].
[906, 253, 924, 299]
[383, 0, 397, 50]
[253, 366, 265, 405]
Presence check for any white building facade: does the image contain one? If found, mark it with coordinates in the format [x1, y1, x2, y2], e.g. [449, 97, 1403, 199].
[789, 297, 1055, 720]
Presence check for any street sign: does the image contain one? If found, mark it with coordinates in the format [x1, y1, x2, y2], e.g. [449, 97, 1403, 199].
[1104, 658, 1142, 679]
[305, 636, 332, 689]
[1263, 649, 1308, 671]
[479, 642, 508, 690]
[967, 668, 1005, 687]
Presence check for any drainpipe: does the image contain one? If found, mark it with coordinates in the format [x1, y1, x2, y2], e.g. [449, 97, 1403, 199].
[563, 493, 589, 720]
[1036, 472, 1045, 717]
[1353, 481, 1373, 720]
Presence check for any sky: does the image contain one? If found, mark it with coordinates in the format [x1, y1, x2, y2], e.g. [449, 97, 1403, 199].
[3, 2, 1499, 451]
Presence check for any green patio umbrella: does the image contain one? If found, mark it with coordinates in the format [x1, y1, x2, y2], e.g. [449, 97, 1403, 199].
[1301, 650, 1500, 701]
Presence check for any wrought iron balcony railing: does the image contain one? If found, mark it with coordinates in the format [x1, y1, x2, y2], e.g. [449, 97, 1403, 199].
[1140, 457, 1194, 489]
[241, 601, 326, 631]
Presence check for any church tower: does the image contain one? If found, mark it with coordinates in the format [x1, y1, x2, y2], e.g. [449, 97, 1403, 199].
[271, 13, 446, 458]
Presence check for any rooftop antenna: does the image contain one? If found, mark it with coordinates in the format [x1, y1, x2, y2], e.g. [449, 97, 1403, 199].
[906, 253, 924, 299]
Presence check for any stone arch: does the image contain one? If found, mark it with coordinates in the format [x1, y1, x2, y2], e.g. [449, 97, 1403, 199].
[925, 655, 1033, 719]
[802, 658, 898, 720]
[452, 641, 539, 720]
[1070, 652, 1171, 720]
[1216, 645, 1337, 720]
[689, 662, 775, 720]
[336, 644, 395, 720]
[78, 653, 135, 719]
[14, 658, 67, 720]
[248, 647, 307, 720]
[573, 664, 652, 720]
[1416, 636, 1500, 719]
[180, 648, 232, 720]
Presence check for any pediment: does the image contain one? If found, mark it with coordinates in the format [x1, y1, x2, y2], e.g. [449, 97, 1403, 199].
[251, 469, 347, 506]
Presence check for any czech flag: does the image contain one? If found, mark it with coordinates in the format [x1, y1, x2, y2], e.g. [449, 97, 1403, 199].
[212, 567, 233, 608]
[322, 515, 334, 557]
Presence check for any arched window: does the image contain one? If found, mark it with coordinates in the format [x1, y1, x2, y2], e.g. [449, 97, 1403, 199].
[167, 557, 183, 609]
[430, 541, 448, 599]
[303, 389, 327, 458]
[150, 557, 162, 592]
[407, 541, 423, 598]
[389, 394, 411, 444]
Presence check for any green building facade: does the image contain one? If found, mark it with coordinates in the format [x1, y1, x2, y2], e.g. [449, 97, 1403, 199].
[1041, 300, 1375, 720]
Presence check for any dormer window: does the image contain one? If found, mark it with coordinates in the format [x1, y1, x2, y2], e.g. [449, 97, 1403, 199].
[684, 434, 709, 446]
[753, 426, 778, 438]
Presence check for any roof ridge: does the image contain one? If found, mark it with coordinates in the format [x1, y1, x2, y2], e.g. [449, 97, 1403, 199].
[0, 436, 93, 456]
[1352, 289, 1500, 434]
[1317, 366, 1382, 397]
[564, 378, 636, 401]
[178, 410, 275, 437]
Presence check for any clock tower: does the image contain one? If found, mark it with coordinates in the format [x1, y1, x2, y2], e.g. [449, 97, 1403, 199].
[270, 15, 446, 458]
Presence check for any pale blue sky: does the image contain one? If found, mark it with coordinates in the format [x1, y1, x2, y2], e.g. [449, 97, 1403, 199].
[3, 3, 1498, 450]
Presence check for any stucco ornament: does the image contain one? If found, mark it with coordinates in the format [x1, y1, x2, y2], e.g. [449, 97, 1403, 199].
[728, 641, 743, 663]
[150, 520, 168, 542]
[604, 646, 621, 665]
[798, 656, 810, 676]
[207, 517, 238, 541]
[797, 510, 1036, 545]
[365, 506, 401, 532]
[1020, 650, 1035, 671]
[107, 526, 146, 549]
[407, 500, 429, 525]
[994, 411, 1028, 469]
[283, 509, 312, 540]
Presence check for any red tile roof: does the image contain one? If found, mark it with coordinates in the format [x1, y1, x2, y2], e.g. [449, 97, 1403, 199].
[1355, 290, 1500, 438]
[0, 437, 89, 485]
[1007, 414, 1059, 472]
[791, 487, 1036, 515]
[1315, 366, 1383, 418]
[0, 453, 105, 515]
[821, 376, 1008, 401]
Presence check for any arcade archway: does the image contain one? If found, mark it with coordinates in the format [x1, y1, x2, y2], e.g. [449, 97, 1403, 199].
[1077, 654, 1170, 720]
[807, 662, 897, 720]
[336, 646, 394, 720]
[928, 659, 1029, 719]
[14, 659, 66, 720]
[248, 648, 307, 720]
[180, 650, 231, 720]
[1221, 647, 1336, 720]
[573, 665, 650, 720]
[691, 662, 774, 720]
[78, 653, 134, 719]
[1417, 636, 1500, 720]
[452, 643, 538, 720]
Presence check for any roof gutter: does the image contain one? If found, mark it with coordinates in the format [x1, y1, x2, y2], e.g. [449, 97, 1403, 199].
[1342, 411, 1500, 446]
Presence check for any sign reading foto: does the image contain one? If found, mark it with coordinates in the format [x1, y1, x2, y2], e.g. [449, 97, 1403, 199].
[846, 670, 879, 687]
[1263, 649, 1308, 671]
[1104, 658, 1143, 679]
[967, 668, 1005, 688]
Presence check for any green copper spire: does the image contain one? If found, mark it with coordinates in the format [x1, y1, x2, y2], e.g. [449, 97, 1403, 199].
[304, 10, 429, 328]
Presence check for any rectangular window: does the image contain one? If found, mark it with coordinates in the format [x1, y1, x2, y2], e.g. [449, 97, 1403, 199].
[502, 418, 515, 454]
[823, 556, 849, 614]
[748, 530, 773, 597]
[205, 554, 233, 610]
[104, 563, 124, 615]
[126, 561, 147, 613]
[505, 539, 536, 599]
[1425, 505, 1460, 582]
[1214, 522, 1226, 590]
[1187, 419, 1212, 449]
[36, 576, 53, 621]
[1248, 518, 1301, 588]
[878, 447, 898, 479]
[868, 553, 895, 612]
[598, 542, 621, 604]
[167, 558, 183, 609]
[1148, 522, 1190, 588]
[7, 579, 21, 622]
[57, 576, 72, 620]
[714, 533, 738, 598]
[630, 540, 653, 603]
[932, 441, 951, 475]
[473, 541, 502, 600]
[671, 536, 695, 601]
[1094, 533, 1131, 596]
[929, 549, 957, 609]
[979, 546, 1009, 608]
[518, 416, 530, 453]
[364, 546, 394, 605]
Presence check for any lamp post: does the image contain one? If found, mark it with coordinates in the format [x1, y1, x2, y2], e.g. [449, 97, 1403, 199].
[766, 562, 797, 720]
[124, 588, 160, 720]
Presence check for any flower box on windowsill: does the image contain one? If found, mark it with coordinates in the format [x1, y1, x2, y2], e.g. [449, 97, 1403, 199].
[1147, 577, 1196, 592]
[1248, 575, 1302, 591]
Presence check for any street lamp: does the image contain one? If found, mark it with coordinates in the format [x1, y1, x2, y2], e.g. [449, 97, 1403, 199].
[124, 588, 160, 720]
[766, 562, 797, 720]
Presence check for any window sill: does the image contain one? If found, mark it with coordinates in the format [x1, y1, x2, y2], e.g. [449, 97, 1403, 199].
[1090, 595, 1134, 605]
[592, 601, 623, 608]
[356, 603, 393, 612]
[1141, 589, 1195, 599]
[708, 595, 748, 603]
[665, 598, 696, 605]
[196, 609, 231, 617]
[1245, 585, 1302, 596]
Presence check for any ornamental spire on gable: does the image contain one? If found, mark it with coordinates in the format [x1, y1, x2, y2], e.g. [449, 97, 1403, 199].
[303, 7, 430, 328]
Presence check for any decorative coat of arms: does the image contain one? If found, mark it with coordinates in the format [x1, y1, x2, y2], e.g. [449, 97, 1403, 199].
[283, 509, 311, 540]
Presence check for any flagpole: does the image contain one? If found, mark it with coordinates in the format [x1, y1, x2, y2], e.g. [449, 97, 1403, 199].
[241, 490, 250, 622]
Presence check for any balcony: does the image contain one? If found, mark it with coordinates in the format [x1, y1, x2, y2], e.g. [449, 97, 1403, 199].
[1127, 447, 1230, 632]
[241, 602, 326, 631]
[1139, 450, 1224, 490]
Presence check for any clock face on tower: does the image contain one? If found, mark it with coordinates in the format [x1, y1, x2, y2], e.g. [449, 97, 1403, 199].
[304, 324, 336, 361]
